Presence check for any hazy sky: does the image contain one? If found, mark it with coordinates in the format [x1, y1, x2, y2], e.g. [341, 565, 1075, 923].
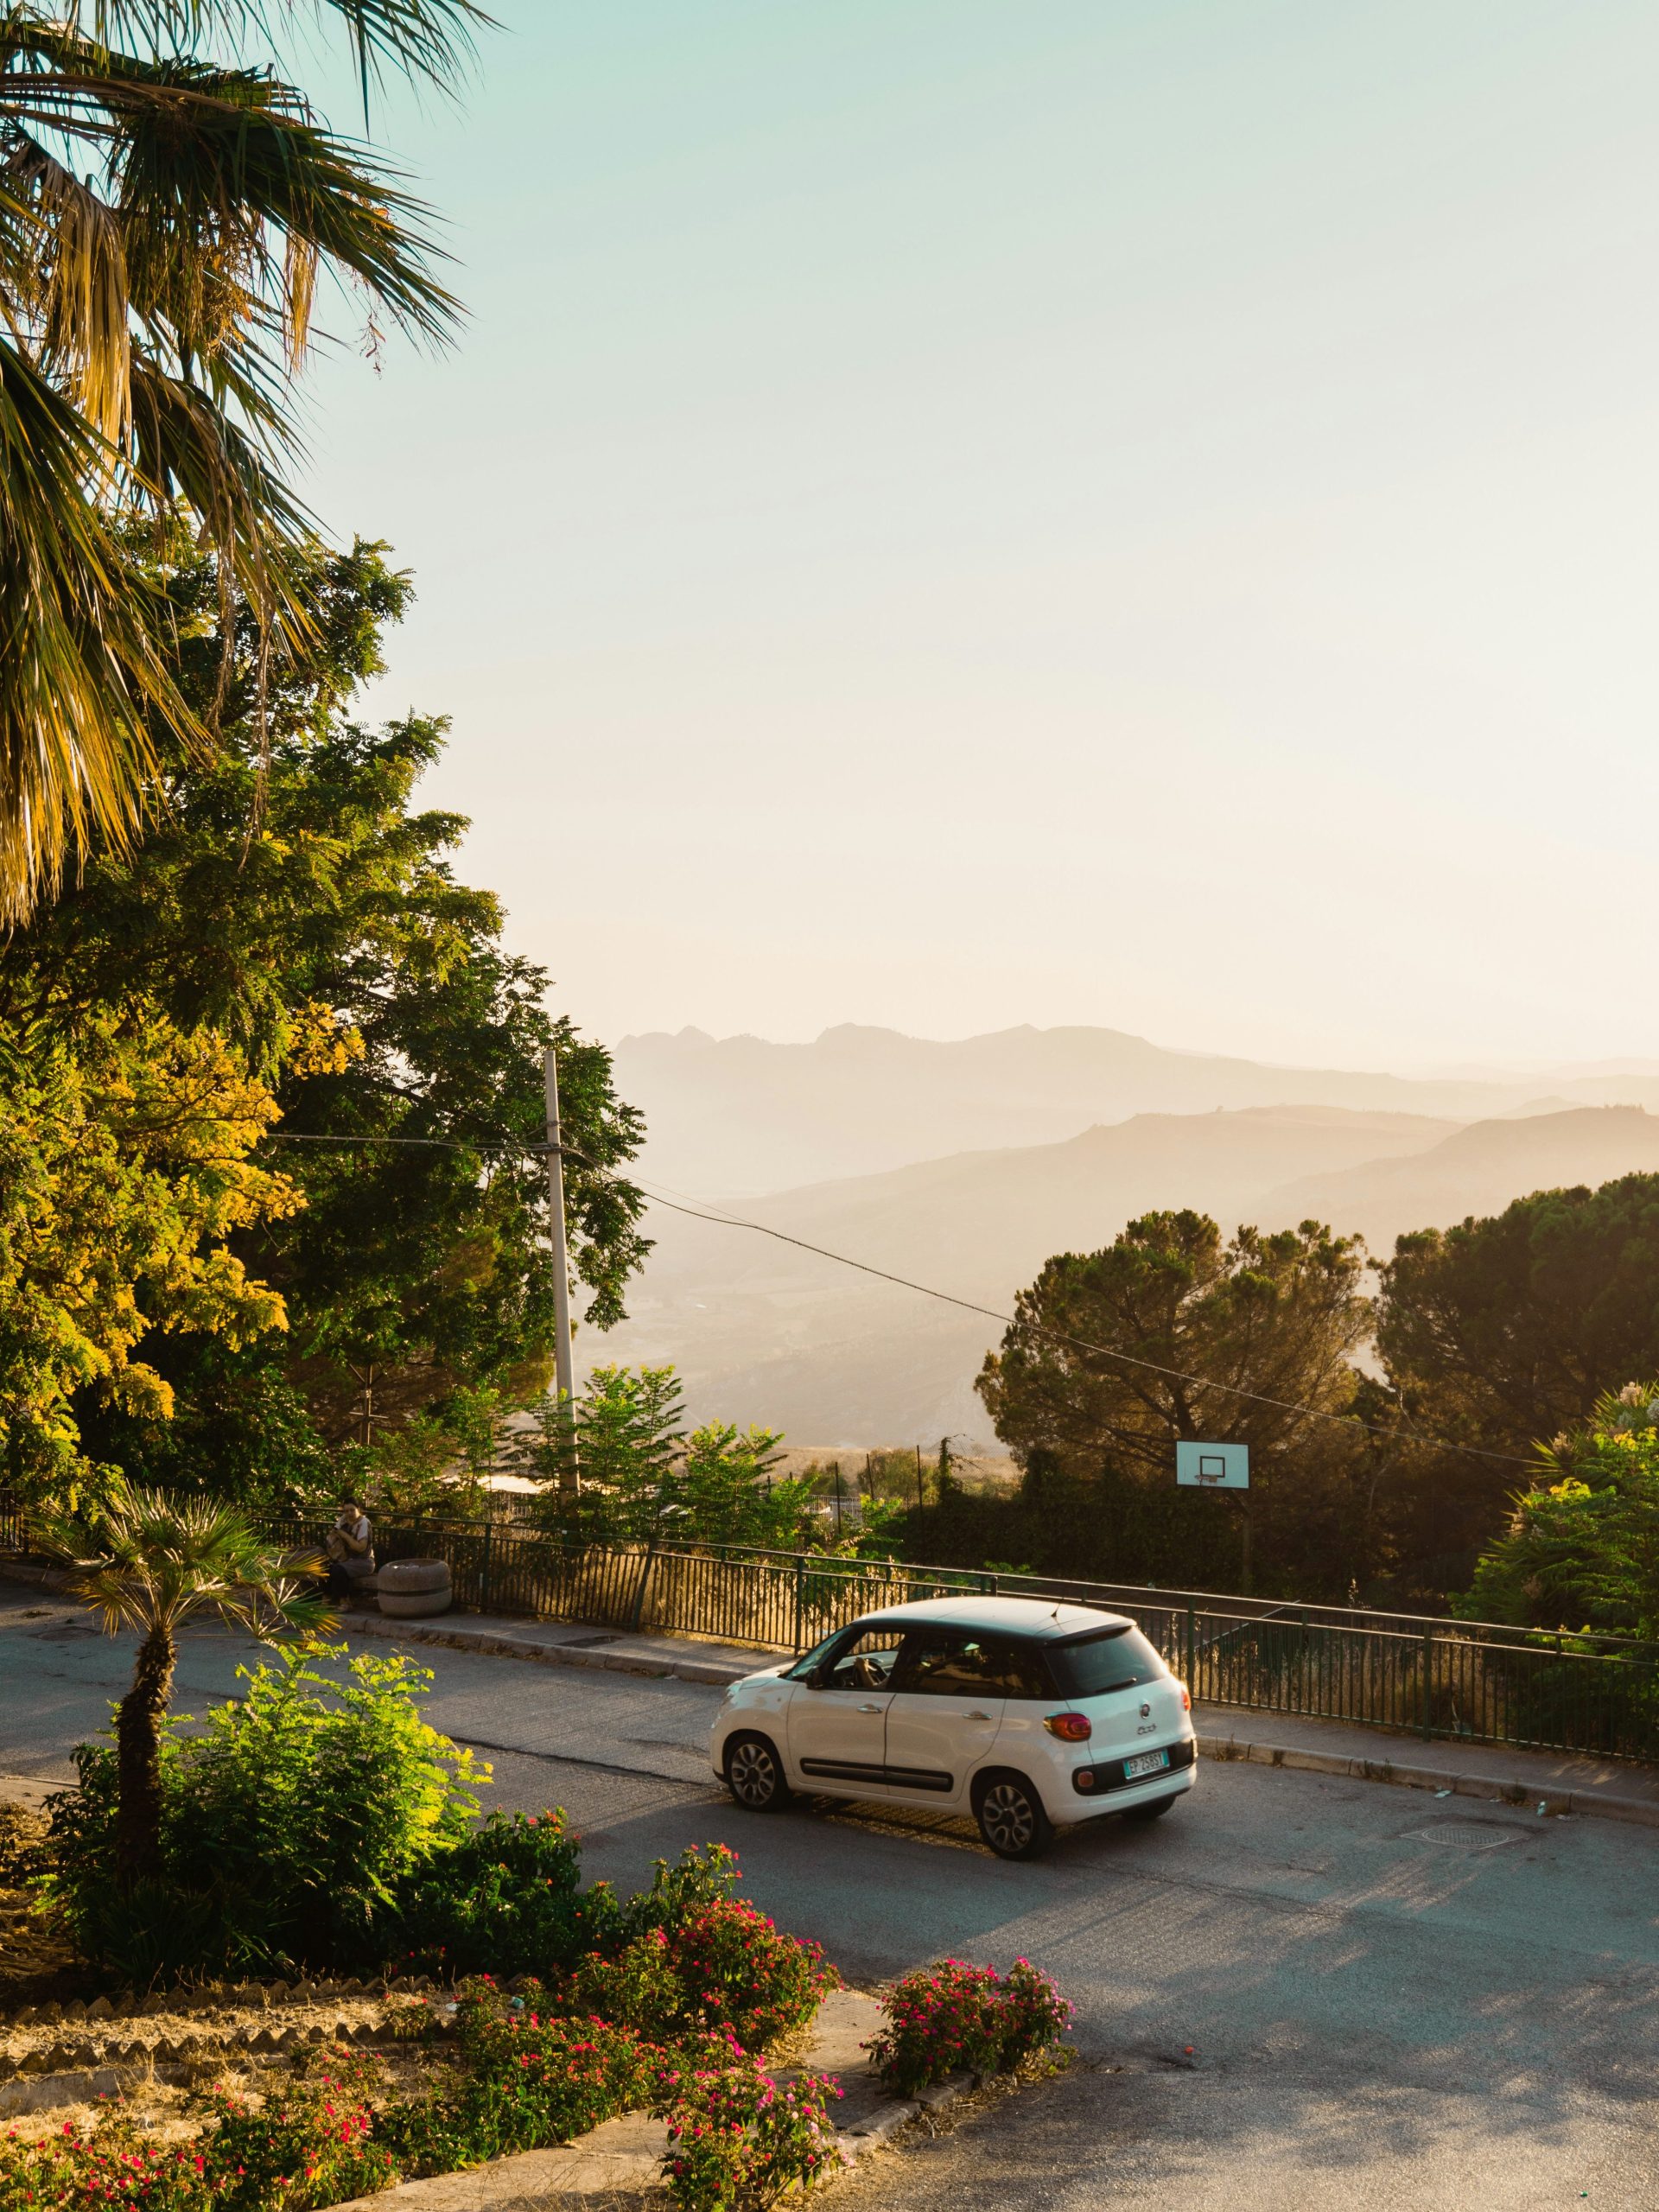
[300, 0, 1659, 1072]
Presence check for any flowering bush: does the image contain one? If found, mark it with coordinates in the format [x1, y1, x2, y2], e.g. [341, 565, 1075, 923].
[0, 2058, 391, 2212]
[653, 2031, 843, 2212]
[567, 1897, 837, 2053]
[205, 2056, 396, 2209]
[864, 1957, 1071, 2095]
[0, 2121, 213, 2212]
[378, 1992, 654, 2173]
[666, 1900, 839, 2052]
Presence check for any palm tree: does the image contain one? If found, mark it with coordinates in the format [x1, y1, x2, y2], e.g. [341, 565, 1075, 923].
[33, 1484, 333, 1881]
[0, 1, 487, 922]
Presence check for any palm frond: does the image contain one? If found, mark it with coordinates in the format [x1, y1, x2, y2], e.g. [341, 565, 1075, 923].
[2, 130, 131, 441]
[86, 3, 493, 103]
[0, 334, 194, 922]
[31, 1482, 334, 1642]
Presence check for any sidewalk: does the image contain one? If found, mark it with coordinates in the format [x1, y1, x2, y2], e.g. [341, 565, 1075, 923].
[336, 1599, 1659, 1830]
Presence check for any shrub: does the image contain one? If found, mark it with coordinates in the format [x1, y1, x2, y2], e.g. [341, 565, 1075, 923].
[567, 1897, 837, 2053]
[653, 2031, 843, 2212]
[0, 2056, 391, 2212]
[995, 1959, 1074, 2070]
[615, 1843, 743, 1942]
[377, 1989, 654, 2172]
[864, 1957, 1071, 2094]
[387, 1808, 599, 1979]
[0, 2121, 213, 2212]
[204, 2054, 395, 2210]
[41, 1647, 485, 1980]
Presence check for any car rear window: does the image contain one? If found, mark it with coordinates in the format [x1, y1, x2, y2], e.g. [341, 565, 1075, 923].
[1047, 1625, 1166, 1700]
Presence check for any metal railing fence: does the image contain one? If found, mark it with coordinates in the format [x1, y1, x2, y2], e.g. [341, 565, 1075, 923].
[6, 1502, 1656, 1764]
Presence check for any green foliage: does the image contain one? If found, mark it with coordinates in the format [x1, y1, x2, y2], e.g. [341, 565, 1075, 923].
[390, 1808, 605, 1980]
[379, 2000, 654, 2175]
[654, 2034, 843, 2212]
[1459, 1383, 1659, 1637]
[42, 1647, 485, 1978]
[864, 1958, 1072, 2096]
[0, 1015, 300, 1496]
[537, 1372, 815, 1548]
[1377, 1176, 1659, 1570]
[536, 1365, 685, 1536]
[5, 532, 648, 1503]
[203, 2054, 396, 2212]
[571, 1899, 838, 2054]
[981, 1211, 1370, 1480]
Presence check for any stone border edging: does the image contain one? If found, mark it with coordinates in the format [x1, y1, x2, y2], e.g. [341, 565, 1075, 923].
[1198, 1732, 1659, 1827]
[318, 2066, 979, 2209]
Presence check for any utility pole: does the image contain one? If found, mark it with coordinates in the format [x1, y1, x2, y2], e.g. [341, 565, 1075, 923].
[543, 1047, 577, 1493]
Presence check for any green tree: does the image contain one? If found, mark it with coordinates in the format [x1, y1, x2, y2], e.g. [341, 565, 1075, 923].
[536, 1365, 686, 1541]
[0, 1009, 302, 1497]
[3, 532, 649, 1500]
[1374, 1175, 1659, 1571]
[980, 1211, 1370, 1476]
[32, 1485, 329, 1881]
[679, 1421, 814, 1548]
[1459, 1383, 1659, 1637]
[0, 0, 481, 922]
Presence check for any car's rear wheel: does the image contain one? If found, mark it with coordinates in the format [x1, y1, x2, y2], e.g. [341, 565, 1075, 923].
[1122, 1792, 1178, 1822]
[973, 1772, 1052, 1859]
[725, 1732, 792, 1812]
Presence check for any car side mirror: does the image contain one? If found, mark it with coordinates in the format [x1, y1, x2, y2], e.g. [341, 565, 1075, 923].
[804, 1663, 828, 1690]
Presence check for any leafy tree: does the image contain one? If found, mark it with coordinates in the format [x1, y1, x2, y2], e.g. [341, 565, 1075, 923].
[0, 1010, 302, 1497]
[32, 1485, 328, 1881]
[536, 1369, 818, 1549]
[536, 1365, 686, 1540]
[0, 0, 481, 922]
[980, 1211, 1370, 1477]
[1377, 1176, 1659, 1453]
[3, 531, 649, 1499]
[1459, 1383, 1659, 1637]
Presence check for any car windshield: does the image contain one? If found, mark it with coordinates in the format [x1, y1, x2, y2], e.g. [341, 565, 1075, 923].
[785, 1631, 843, 1681]
[1047, 1625, 1166, 1699]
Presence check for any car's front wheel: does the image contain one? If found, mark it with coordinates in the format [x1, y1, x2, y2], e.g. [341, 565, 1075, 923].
[973, 1771, 1052, 1859]
[725, 1732, 792, 1812]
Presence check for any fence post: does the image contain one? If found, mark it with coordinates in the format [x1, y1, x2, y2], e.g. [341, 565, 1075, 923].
[1186, 1603, 1195, 1690]
[792, 1553, 805, 1655]
[629, 1539, 658, 1634]
[480, 1518, 494, 1614]
[1421, 1625, 1434, 1741]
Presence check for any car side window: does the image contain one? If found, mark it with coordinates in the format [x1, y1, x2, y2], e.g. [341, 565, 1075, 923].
[823, 1628, 902, 1692]
[892, 1628, 1003, 1695]
[983, 1639, 1051, 1700]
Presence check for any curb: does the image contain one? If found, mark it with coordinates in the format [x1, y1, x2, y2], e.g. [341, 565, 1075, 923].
[1197, 1733, 1659, 1828]
[339, 1608, 755, 1689]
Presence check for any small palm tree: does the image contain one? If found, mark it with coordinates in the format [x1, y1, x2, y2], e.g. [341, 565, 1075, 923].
[33, 1484, 333, 1881]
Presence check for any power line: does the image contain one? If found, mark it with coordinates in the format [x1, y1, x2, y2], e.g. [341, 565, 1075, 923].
[261, 1123, 1541, 1473]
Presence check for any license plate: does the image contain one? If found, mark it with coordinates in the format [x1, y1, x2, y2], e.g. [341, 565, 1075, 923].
[1123, 1748, 1170, 1780]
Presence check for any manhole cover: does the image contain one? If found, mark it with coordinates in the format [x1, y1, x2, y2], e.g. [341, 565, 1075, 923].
[1403, 1818, 1527, 1851]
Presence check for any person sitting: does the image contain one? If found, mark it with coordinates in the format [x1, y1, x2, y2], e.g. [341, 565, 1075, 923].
[324, 1498, 376, 1599]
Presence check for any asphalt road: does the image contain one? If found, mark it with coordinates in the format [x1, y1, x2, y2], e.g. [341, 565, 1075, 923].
[3, 1582, 1656, 2209]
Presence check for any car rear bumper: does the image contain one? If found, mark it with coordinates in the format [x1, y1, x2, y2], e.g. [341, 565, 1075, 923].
[1046, 1733, 1198, 1824]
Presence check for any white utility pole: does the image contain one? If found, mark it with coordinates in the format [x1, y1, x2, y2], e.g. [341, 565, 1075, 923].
[543, 1048, 577, 1485]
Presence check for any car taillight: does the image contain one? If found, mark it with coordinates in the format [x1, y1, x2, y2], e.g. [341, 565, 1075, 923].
[1180, 1685, 1192, 1712]
[1044, 1712, 1092, 1742]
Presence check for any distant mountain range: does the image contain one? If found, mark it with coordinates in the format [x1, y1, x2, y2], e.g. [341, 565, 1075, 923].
[588, 1087, 1659, 1450]
[613, 1023, 1659, 1195]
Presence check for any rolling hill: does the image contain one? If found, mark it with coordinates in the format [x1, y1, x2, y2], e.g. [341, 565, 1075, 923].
[587, 1103, 1659, 1449]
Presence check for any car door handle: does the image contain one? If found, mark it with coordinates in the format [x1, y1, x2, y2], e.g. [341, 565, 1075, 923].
[966, 1711, 991, 1722]
[857, 1702, 882, 1713]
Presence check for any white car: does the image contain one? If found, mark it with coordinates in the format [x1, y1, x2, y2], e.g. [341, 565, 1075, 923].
[709, 1594, 1195, 1859]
